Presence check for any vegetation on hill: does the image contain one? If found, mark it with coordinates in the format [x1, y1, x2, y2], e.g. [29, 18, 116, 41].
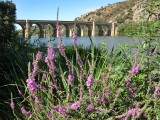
[75, 0, 160, 23]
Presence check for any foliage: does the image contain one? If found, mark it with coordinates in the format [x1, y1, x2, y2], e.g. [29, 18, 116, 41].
[0, 1, 17, 44]
[118, 20, 160, 36]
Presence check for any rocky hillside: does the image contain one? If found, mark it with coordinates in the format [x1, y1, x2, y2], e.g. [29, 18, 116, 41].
[75, 0, 160, 23]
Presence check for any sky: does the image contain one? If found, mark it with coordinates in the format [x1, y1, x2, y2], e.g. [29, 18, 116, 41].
[12, 0, 125, 21]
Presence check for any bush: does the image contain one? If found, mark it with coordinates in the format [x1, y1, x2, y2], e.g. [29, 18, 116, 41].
[0, 1, 17, 44]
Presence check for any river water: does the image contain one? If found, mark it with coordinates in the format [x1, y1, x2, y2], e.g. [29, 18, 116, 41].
[28, 36, 159, 49]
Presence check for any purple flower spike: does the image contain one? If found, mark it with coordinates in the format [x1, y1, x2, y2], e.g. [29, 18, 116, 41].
[131, 64, 140, 75]
[48, 110, 53, 118]
[67, 73, 74, 83]
[58, 43, 65, 55]
[36, 51, 42, 61]
[71, 101, 81, 110]
[21, 106, 32, 116]
[56, 24, 62, 39]
[133, 52, 138, 61]
[26, 78, 38, 93]
[10, 99, 15, 110]
[157, 91, 160, 98]
[127, 108, 134, 115]
[84, 104, 94, 114]
[34, 95, 43, 104]
[52, 106, 67, 115]
[58, 106, 67, 115]
[77, 58, 84, 68]
[47, 47, 55, 61]
[73, 34, 77, 46]
[86, 75, 94, 89]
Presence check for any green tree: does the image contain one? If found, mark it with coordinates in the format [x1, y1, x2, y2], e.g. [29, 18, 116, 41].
[0, 1, 17, 44]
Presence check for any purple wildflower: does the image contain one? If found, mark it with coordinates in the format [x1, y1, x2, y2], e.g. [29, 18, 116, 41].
[96, 93, 109, 103]
[56, 24, 62, 39]
[52, 106, 59, 111]
[48, 110, 53, 118]
[47, 47, 55, 60]
[26, 77, 38, 93]
[96, 93, 102, 103]
[86, 75, 94, 89]
[127, 108, 134, 115]
[131, 64, 140, 75]
[41, 73, 46, 83]
[71, 101, 81, 110]
[32, 61, 39, 77]
[52, 106, 67, 115]
[45, 47, 56, 74]
[34, 95, 43, 104]
[57, 43, 65, 55]
[67, 73, 74, 83]
[58, 106, 67, 115]
[36, 51, 42, 61]
[127, 107, 140, 117]
[84, 104, 94, 114]
[17, 86, 22, 95]
[77, 58, 83, 68]
[50, 84, 58, 89]
[10, 99, 15, 110]
[133, 52, 138, 61]
[157, 91, 160, 98]
[45, 47, 55, 63]
[21, 106, 32, 116]
[73, 34, 77, 46]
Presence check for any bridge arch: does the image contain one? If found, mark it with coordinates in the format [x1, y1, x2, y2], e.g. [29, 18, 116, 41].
[30, 23, 44, 38]
[97, 25, 104, 36]
[15, 23, 25, 38]
[86, 24, 92, 36]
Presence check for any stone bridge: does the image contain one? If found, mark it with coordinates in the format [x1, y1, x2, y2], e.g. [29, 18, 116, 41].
[16, 20, 119, 40]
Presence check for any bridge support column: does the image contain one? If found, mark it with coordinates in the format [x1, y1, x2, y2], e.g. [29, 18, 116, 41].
[69, 28, 73, 37]
[114, 23, 119, 36]
[43, 29, 46, 37]
[92, 22, 96, 37]
[111, 23, 115, 36]
[69, 25, 74, 37]
[81, 25, 84, 37]
[25, 20, 30, 40]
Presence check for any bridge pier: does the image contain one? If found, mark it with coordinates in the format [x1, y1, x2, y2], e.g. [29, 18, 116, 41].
[111, 23, 115, 36]
[25, 20, 30, 40]
[92, 22, 96, 37]
[81, 25, 84, 37]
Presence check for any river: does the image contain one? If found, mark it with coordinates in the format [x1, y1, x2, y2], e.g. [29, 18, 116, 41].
[28, 36, 159, 49]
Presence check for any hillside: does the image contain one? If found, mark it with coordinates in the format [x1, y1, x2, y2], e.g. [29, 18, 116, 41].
[75, 0, 160, 23]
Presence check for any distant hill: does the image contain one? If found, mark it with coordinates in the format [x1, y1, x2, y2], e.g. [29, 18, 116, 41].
[75, 0, 160, 23]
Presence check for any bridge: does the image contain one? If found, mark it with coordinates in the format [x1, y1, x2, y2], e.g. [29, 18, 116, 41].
[15, 20, 119, 40]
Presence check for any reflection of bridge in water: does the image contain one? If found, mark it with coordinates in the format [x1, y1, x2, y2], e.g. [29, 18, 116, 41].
[16, 20, 119, 40]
